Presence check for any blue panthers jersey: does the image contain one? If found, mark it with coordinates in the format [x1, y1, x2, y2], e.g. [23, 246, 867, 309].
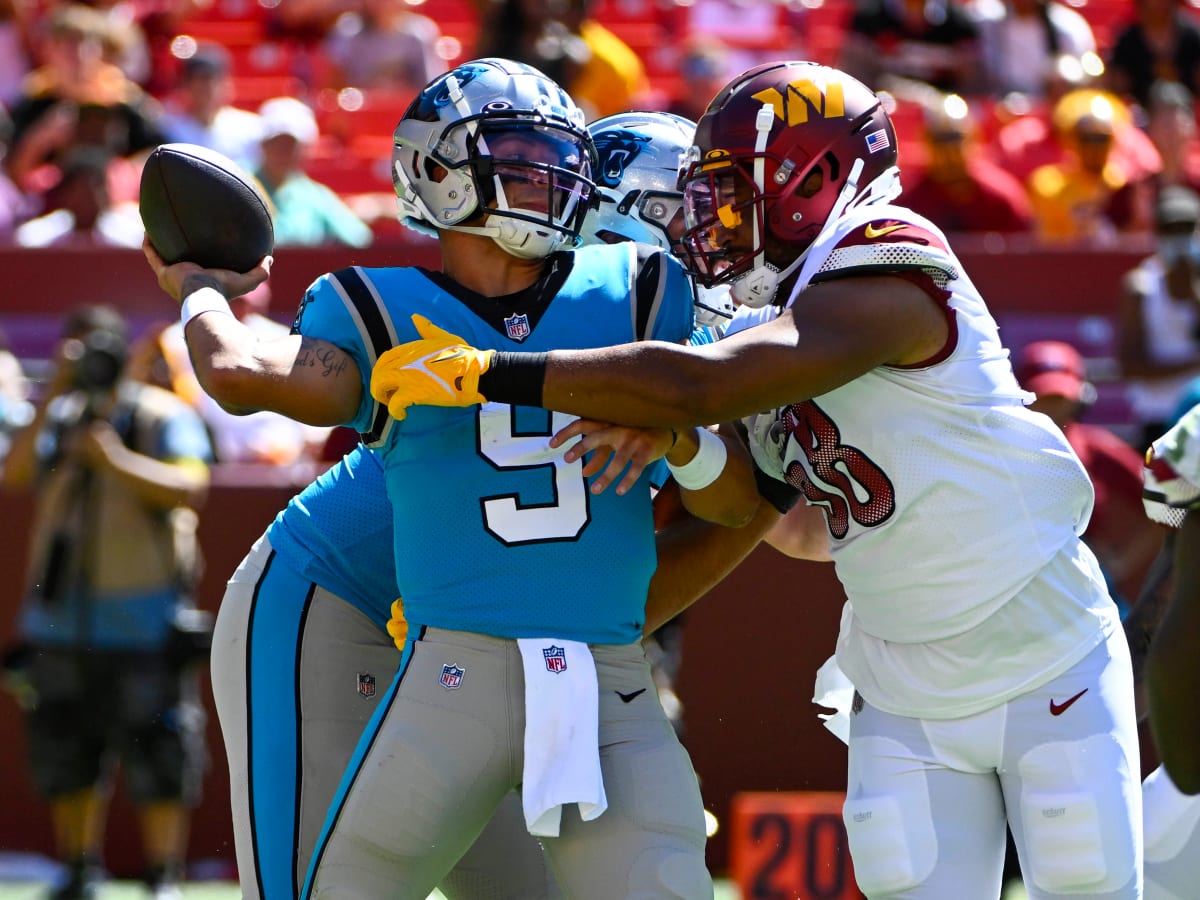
[265, 446, 396, 632]
[291, 242, 694, 643]
[689, 325, 723, 346]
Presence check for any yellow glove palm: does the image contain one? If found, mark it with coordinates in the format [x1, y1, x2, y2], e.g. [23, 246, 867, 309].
[371, 314, 494, 421]
[386, 597, 408, 650]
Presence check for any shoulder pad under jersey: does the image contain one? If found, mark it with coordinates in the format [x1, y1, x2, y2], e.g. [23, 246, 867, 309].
[813, 216, 960, 290]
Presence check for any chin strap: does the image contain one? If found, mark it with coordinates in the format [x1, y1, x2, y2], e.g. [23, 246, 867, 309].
[736, 105, 777, 308]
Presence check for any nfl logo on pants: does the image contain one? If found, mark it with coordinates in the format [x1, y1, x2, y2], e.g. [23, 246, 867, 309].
[440, 663, 464, 689]
[357, 672, 376, 699]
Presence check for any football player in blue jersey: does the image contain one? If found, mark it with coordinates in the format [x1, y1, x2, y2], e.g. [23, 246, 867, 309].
[144, 58, 760, 900]
[204, 107, 752, 900]
[208, 446, 554, 900]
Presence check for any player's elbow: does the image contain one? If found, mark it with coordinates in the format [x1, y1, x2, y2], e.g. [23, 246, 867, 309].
[197, 362, 265, 416]
[640, 347, 736, 427]
[680, 473, 761, 528]
[682, 493, 760, 529]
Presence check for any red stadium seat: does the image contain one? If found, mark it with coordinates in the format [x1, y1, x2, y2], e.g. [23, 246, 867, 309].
[315, 88, 412, 148]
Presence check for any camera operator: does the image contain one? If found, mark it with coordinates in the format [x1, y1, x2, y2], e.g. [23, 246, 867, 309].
[1, 304, 214, 900]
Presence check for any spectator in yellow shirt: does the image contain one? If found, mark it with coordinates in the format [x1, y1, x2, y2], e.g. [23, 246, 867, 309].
[1027, 88, 1156, 243]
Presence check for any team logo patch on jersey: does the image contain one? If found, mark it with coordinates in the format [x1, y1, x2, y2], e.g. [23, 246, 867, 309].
[357, 672, 376, 699]
[440, 663, 465, 690]
[504, 313, 531, 341]
[543, 645, 567, 674]
[851, 691, 864, 715]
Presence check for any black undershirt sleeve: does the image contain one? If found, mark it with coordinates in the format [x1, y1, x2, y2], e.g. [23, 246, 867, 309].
[479, 351, 549, 408]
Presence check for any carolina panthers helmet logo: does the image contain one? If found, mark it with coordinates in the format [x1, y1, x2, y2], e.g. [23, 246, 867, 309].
[422, 62, 489, 111]
[592, 129, 652, 188]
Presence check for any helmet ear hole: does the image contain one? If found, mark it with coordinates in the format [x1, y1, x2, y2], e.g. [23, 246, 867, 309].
[798, 168, 823, 200]
[823, 151, 840, 183]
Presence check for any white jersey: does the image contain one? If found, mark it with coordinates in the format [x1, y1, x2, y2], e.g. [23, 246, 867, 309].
[755, 203, 1118, 718]
[1144, 403, 1200, 527]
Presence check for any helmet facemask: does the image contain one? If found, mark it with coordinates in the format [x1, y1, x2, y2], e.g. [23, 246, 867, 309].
[587, 186, 686, 251]
[679, 156, 799, 308]
[470, 122, 596, 259]
[392, 60, 597, 259]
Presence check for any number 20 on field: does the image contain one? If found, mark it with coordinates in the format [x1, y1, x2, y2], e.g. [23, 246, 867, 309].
[730, 792, 864, 900]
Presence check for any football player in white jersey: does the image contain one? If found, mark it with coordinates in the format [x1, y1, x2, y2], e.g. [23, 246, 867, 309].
[1134, 403, 1200, 898]
[1143, 402, 1200, 792]
[372, 60, 1143, 898]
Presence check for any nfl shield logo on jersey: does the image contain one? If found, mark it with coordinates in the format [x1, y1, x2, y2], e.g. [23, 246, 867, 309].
[504, 313, 531, 342]
[543, 645, 567, 674]
[357, 672, 376, 699]
[440, 663, 465, 690]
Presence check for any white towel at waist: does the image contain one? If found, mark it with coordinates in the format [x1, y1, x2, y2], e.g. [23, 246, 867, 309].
[812, 653, 856, 746]
[517, 638, 608, 837]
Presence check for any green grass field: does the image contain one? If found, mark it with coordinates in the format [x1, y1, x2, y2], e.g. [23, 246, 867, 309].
[0, 884, 745, 899]
[0, 880, 1038, 899]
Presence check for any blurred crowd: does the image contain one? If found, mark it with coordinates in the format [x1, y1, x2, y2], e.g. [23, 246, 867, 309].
[5, 0, 1200, 251]
[3, 0, 1200, 466]
[2, 3, 1200, 895]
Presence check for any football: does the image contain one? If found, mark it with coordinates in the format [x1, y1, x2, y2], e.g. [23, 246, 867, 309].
[139, 142, 274, 273]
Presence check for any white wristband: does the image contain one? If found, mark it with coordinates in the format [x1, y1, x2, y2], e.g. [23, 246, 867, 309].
[666, 427, 728, 491]
[181, 287, 234, 329]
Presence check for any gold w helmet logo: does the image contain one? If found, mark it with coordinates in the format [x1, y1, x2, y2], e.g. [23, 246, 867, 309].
[752, 79, 846, 126]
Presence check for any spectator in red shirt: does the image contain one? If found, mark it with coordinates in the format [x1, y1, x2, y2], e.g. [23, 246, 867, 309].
[903, 93, 1034, 233]
[1016, 339, 1164, 610]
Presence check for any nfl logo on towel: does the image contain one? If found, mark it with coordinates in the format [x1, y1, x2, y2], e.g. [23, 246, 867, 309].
[357, 672, 376, 699]
[504, 313, 531, 341]
[440, 663, 465, 689]
[543, 645, 567, 673]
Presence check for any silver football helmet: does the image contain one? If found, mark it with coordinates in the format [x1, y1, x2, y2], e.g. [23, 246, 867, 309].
[392, 58, 596, 260]
[583, 110, 735, 329]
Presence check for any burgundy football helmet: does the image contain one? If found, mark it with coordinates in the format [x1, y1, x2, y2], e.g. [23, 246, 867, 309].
[678, 61, 902, 307]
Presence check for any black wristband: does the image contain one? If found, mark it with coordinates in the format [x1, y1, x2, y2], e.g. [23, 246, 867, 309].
[754, 464, 803, 514]
[479, 351, 549, 408]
